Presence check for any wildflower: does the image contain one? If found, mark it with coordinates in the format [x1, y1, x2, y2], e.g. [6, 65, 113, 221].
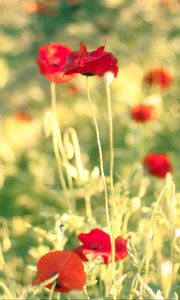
[25, 0, 59, 15]
[68, 83, 81, 95]
[67, 0, 80, 5]
[131, 104, 157, 122]
[160, 0, 179, 10]
[144, 68, 173, 89]
[14, 112, 31, 122]
[33, 250, 86, 293]
[73, 228, 128, 264]
[35, 44, 75, 83]
[24, 1, 44, 14]
[144, 153, 173, 178]
[62, 43, 118, 77]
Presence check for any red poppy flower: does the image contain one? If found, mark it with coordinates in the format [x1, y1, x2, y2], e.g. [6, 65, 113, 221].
[160, 0, 179, 10]
[144, 68, 173, 89]
[131, 104, 157, 123]
[73, 228, 128, 264]
[35, 44, 75, 83]
[24, 0, 59, 15]
[33, 250, 86, 293]
[68, 83, 81, 95]
[144, 153, 173, 178]
[14, 112, 31, 122]
[62, 43, 118, 77]
[67, 0, 80, 5]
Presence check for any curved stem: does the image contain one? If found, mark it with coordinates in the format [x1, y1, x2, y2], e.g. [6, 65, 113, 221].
[50, 82, 74, 190]
[137, 274, 157, 299]
[150, 180, 175, 230]
[64, 127, 84, 178]
[0, 281, 13, 299]
[86, 77, 112, 237]
[146, 180, 176, 278]
[44, 112, 67, 192]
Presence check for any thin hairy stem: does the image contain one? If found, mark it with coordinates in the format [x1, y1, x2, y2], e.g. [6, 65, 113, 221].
[86, 77, 112, 237]
[50, 82, 58, 119]
[106, 83, 114, 193]
[106, 82, 116, 300]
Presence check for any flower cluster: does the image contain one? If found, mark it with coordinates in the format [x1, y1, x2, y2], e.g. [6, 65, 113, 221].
[33, 229, 128, 294]
[36, 43, 174, 180]
[36, 42, 174, 180]
[36, 43, 118, 83]
[33, 38, 175, 298]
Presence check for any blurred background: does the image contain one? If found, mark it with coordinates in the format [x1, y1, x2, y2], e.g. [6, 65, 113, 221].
[0, 0, 180, 298]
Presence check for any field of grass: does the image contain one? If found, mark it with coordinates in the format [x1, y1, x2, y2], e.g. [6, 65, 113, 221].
[0, 1, 180, 299]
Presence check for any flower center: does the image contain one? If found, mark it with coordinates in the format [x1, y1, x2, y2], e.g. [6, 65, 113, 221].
[83, 73, 94, 76]
[51, 63, 59, 68]
[51, 272, 61, 288]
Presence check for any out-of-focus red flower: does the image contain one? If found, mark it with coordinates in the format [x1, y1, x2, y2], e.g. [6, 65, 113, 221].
[144, 153, 173, 178]
[73, 228, 128, 264]
[24, 1, 44, 14]
[144, 68, 173, 89]
[35, 44, 75, 83]
[160, 0, 179, 10]
[68, 83, 81, 95]
[131, 104, 157, 123]
[24, 0, 59, 15]
[14, 112, 31, 122]
[33, 250, 86, 293]
[62, 43, 118, 77]
[67, 0, 80, 5]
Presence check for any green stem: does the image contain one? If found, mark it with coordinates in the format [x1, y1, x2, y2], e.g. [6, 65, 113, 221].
[50, 82, 58, 119]
[128, 274, 139, 300]
[137, 274, 157, 299]
[106, 82, 116, 300]
[106, 83, 114, 193]
[86, 77, 112, 237]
